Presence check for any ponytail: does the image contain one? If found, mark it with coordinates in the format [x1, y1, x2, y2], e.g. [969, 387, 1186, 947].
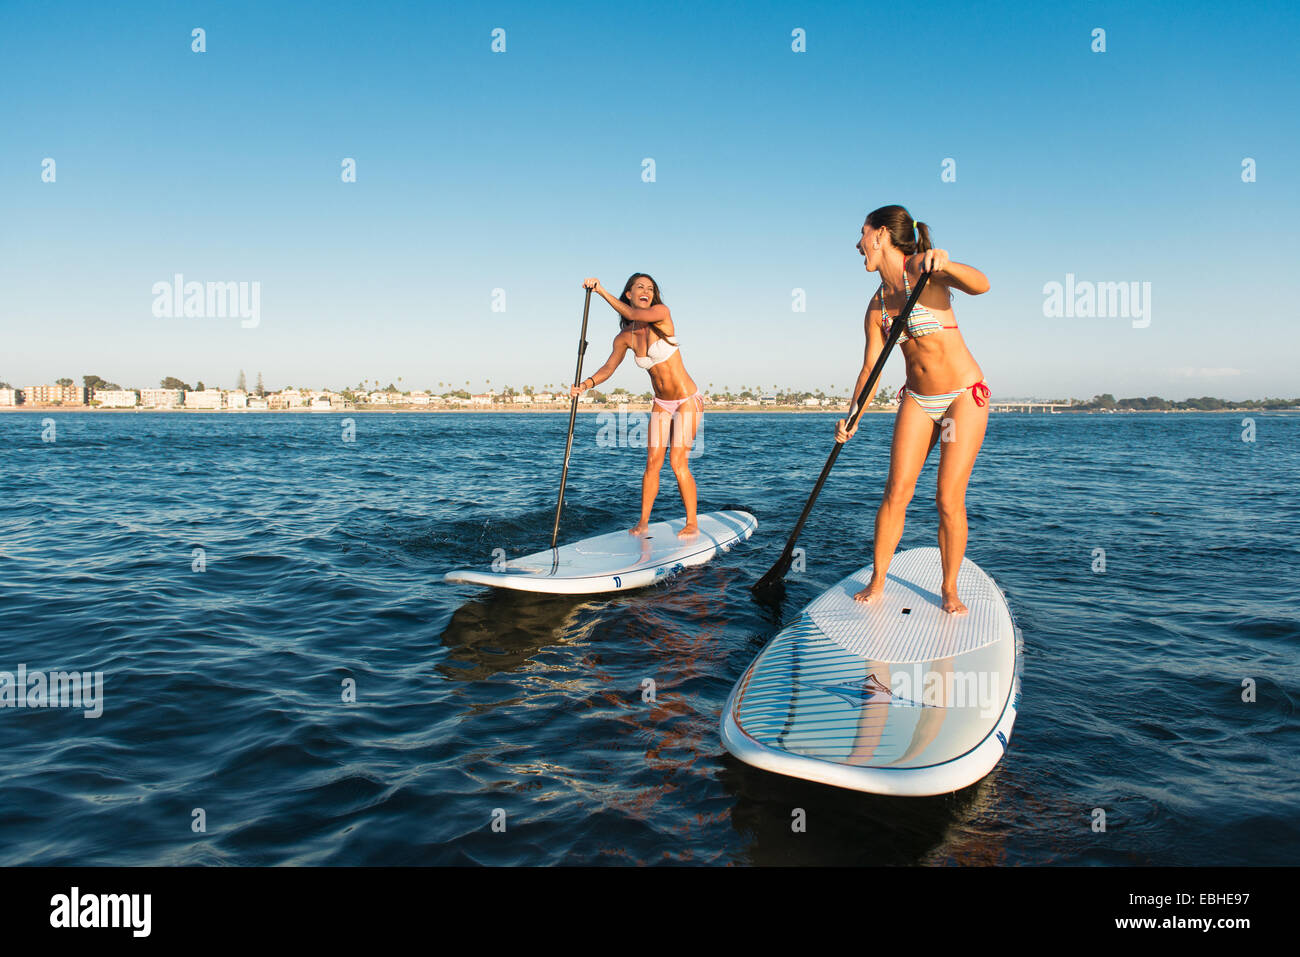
[913, 220, 932, 255]
[866, 205, 932, 255]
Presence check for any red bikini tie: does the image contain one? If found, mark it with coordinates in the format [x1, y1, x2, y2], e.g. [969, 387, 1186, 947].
[971, 381, 990, 407]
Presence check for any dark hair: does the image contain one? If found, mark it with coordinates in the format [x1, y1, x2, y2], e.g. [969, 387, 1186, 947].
[617, 273, 674, 341]
[866, 205, 932, 255]
[619, 273, 663, 308]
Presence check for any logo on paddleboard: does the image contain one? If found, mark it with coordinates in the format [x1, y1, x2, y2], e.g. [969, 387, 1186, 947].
[996, 730, 1008, 751]
[613, 576, 622, 588]
[653, 563, 685, 580]
[807, 673, 929, 709]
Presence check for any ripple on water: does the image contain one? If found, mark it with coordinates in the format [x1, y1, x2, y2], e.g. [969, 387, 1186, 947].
[0, 411, 1297, 864]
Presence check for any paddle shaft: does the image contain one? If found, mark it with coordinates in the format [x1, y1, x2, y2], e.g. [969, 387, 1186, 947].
[551, 287, 594, 550]
[753, 269, 932, 591]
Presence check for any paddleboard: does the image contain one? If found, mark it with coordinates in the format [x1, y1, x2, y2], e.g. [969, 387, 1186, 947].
[722, 547, 1021, 796]
[444, 509, 757, 595]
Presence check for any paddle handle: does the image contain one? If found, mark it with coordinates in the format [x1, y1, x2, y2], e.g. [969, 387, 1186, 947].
[551, 286, 593, 550]
[754, 270, 931, 591]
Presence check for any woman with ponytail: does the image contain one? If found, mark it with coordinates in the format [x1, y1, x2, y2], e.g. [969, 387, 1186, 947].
[834, 205, 991, 614]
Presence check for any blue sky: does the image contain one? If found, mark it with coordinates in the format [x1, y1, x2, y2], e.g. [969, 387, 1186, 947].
[2, 0, 1296, 400]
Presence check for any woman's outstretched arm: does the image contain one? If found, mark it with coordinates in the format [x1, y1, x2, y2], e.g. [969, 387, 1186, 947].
[835, 302, 886, 443]
[583, 278, 671, 325]
[570, 333, 630, 395]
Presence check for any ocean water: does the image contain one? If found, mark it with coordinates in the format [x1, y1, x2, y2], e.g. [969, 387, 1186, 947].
[0, 410, 1296, 866]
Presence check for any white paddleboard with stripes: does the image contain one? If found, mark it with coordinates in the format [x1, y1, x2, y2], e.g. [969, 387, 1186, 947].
[722, 547, 1021, 796]
[444, 509, 757, 595]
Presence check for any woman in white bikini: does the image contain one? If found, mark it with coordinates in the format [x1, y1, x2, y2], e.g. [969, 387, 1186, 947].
[571, 274, 703, 539]
[835, 205, 991, 615]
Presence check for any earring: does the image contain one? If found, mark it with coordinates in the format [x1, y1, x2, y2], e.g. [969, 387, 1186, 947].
[872, 240, 879, 249]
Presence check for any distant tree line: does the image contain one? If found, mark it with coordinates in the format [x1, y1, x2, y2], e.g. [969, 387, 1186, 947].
[1078, 393, 1299, 411]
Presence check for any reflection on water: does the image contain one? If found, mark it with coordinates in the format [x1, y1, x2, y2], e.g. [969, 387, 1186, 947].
[436, 591, 596, 681]
[1, 411, 1297, 865]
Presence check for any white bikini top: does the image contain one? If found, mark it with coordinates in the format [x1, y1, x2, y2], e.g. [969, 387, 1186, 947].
[626, 322, 679, 369]
[634, 335, 679, 369]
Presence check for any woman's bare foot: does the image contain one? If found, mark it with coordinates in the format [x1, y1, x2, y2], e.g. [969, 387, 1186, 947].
[852, 576, 886, 604]
[941, 589, 969, 615]
[676, 523, 699, 539]
[629, 522, 649, 536]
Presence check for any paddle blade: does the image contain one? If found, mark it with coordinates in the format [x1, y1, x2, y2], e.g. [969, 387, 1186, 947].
[752, 549, 793, 594]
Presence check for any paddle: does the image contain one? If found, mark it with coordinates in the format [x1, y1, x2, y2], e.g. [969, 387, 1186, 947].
[752, 268, 932, 594]
[550, 286, 594, 552]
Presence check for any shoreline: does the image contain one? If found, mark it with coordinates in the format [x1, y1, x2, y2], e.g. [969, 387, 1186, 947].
[0, 405, 1290, 415]
[0, 405, 886, 415]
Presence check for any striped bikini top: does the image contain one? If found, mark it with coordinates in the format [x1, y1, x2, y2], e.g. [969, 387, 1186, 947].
[878, 268, 957, 344]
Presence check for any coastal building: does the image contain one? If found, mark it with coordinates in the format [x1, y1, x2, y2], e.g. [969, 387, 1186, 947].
[470, 394, 493, 405]
[0, 388, 18, 406]
[93, 389, 139, 408]
[267, 390, 308, 409]
[140, 390, 183, 408]
[248, 396, 269, 410]
[367, 391, 390, 405]
[140, 388, 183, 408]
[224, 390, 248, 409]
[184, 389, 223, 410]
[534, 393, 554, 403]
[309, 397, 332, 411]
[408, 392, 431, 405]
[24, 384, 87, 405]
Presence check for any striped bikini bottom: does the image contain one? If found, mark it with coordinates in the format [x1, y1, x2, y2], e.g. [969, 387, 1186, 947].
[898, 380, 990, 423]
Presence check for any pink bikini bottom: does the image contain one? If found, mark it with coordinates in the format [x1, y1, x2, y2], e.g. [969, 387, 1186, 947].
[652, 391, 704, 416]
